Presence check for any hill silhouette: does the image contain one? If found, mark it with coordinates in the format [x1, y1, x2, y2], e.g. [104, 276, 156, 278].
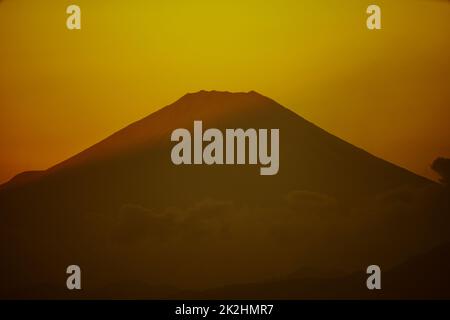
[177, 241, 450, 299]
[0, 91, 448, 299]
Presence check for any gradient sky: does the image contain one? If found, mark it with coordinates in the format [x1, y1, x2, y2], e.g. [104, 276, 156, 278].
[1, 0, 449, 183]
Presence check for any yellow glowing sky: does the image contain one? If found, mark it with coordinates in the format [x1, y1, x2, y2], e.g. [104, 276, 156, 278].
[1, 0, 449, 183]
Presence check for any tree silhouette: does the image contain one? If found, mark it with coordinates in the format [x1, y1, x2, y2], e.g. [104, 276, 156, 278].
[432, 157, 450, 186]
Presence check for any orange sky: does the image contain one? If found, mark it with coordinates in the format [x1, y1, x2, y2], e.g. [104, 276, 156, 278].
[1, 0, 449, 183]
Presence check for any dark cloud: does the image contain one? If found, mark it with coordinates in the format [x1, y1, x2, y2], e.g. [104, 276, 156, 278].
[113, 204, 175, 243]
[185, 199, 233, 220]
[284, 190, 337, 212]
[432, 157, 450, 186]
[374, 186, 416, 205]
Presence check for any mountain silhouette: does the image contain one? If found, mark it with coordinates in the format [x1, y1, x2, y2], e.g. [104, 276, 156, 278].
[0, 91, 447, 299]
[0, 90, 429, 202]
